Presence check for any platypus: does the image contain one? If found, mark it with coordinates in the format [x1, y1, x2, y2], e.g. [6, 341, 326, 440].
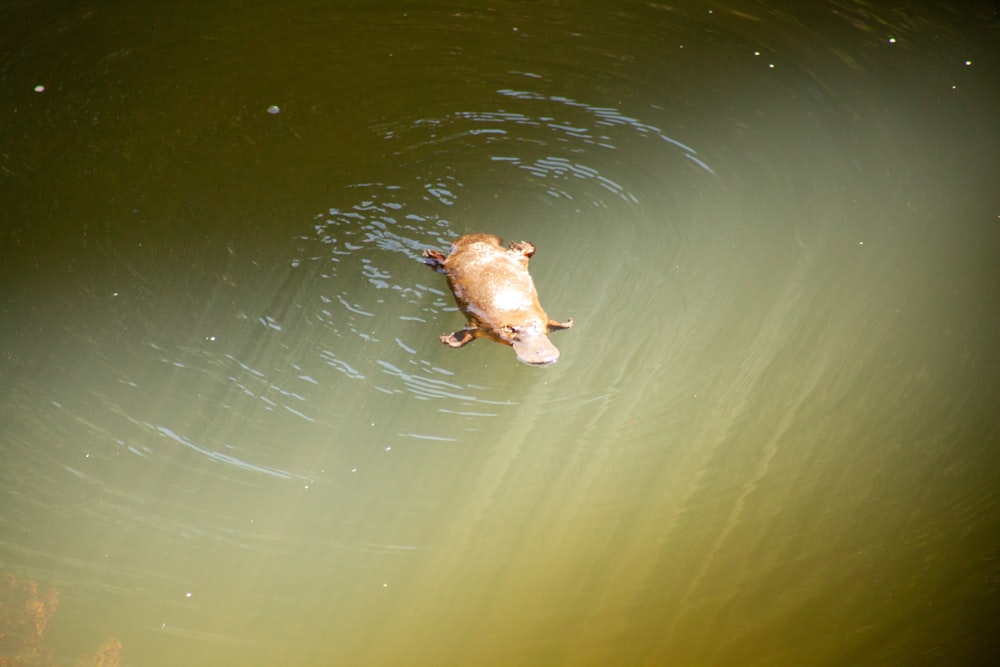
[423, 233, 573, 365]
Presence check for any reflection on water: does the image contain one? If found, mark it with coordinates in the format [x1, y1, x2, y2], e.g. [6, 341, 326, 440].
[2, 0, 999, 665]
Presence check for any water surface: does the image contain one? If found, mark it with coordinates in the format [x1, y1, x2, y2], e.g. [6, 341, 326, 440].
[2, 1, 999, 665]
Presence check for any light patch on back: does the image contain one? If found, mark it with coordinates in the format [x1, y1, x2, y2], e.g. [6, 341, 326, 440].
[491, 286, 533, 311]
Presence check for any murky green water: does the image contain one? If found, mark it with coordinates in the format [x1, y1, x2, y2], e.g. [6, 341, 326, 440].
[3, 1, 999, 665]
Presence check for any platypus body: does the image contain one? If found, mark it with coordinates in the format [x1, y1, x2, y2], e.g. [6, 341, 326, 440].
[423, 233, 573, 365]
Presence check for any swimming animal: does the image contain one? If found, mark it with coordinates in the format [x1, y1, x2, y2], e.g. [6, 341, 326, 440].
[423, 233, 573, 365]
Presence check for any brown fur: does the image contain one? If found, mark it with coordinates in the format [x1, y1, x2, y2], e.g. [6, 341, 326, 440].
[423, 234, 573, 365]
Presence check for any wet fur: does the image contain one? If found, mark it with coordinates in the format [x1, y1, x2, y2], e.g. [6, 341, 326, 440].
[423, 234, 572, 364]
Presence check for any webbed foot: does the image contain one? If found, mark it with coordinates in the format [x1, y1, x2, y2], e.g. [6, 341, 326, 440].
[508, 241, 536, 258]
[441, 328, 481, 348]
[422, 249, 448, 272]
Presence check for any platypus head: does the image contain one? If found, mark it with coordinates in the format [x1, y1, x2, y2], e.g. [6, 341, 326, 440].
[502, 323, 561, 365]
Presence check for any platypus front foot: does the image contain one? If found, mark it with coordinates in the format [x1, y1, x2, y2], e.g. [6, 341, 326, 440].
[440, 328, 481, 348]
